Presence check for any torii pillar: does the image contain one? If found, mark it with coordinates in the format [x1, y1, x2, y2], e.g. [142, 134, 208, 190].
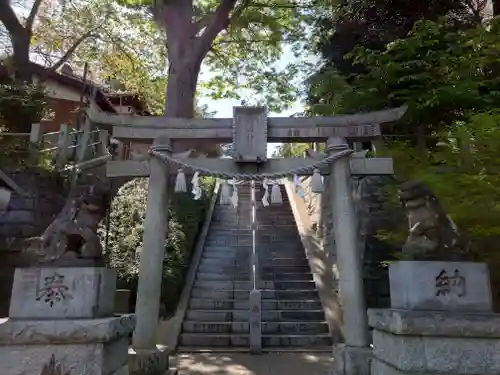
[129, 135, 171, 375]
[328, 136, 372, 375]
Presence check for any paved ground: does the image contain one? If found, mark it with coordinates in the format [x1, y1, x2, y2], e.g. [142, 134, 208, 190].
[174, 352, 333, 375]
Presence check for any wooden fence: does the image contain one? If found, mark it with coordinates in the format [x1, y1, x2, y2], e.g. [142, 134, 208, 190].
[0, 121, 112, 173]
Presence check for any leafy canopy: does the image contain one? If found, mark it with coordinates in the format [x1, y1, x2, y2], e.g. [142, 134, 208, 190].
[115, 0, 315, 112]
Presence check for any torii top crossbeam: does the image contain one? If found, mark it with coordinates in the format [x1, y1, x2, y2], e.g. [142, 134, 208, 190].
[86, 104, 406, 143]
[86, 105, 406, 178]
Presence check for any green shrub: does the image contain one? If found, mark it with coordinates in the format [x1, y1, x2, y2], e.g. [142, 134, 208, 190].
[0, 82, 51, 133]
[100, 176, 216, 316]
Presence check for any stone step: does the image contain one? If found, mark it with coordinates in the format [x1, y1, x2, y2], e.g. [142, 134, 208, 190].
[195, 273, 251, 281]
[198, 259, 249, 268]
[189, 299, 248, 310]
[201, 254, 250, 261]
[270, 280, 317, 290]
[196, 271, 312, 282]
[193, 280, 275, 290]
[190, 288, 319, 300]
[188, 299, 322, 310]
[197, 264, 312, 275]
[204, 239, 253, 246]
[185, 310, 326, 322]
[202, 252, 306, 260]
[260, 259, 309, 266]
[179, 332, 331, 347]
[183, 321, 328, 335]
[203, 247, 252, 253]
[260, 273, 313, 281]
[182, 321, 249, 333]
[179, 333, 249, 347]
[192, 278, 315, 290]
[185, 310, 248, 322]
[258, 251, 305, 256]
[268, 290, 320, 300]
[262, 321, 329, 334]
[262, 334, 332, 347]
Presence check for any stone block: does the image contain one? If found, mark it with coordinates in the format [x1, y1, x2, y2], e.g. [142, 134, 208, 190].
[0, 315, 135, 375]
[369, 309, 500, 375]
[128, 345, 169, 375]
[372, 329, 500, 374]
[389, 261, 492, 312]
[333, 343, 372, 375]
[368, 309, 500, 338]
[9, 267, 116, 319]
[0, 314, 136, 345]
[115, 289, 131, 314]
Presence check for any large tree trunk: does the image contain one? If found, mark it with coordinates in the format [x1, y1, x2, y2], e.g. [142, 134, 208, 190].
[10, 33, 32, 85]
[165, 59, 202, 118]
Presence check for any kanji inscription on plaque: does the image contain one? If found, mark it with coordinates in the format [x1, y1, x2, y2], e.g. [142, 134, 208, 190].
[233, 106, 267, 163]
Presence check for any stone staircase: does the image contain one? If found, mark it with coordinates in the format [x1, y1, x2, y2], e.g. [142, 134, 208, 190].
[178, 183, 253, 350]
[177, 182, 332, 351]
[256, 183, 331, 350]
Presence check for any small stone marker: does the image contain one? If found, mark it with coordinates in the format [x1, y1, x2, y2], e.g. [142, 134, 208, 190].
[249, 289, 262, 354]
[389, 261, 493, 312]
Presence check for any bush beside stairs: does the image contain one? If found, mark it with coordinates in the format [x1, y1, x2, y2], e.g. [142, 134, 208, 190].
[176, 182, 332, 352]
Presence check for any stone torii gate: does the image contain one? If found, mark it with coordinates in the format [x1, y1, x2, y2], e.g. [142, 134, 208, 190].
[87, 105, 405, 374]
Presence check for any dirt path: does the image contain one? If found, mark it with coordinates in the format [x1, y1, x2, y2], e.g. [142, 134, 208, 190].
[174, 352, 333, 375]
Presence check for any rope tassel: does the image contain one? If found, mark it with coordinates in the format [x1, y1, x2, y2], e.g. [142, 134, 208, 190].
[311, 169, 324, 193]
[271, 180, 283, 204]
[175, 168, 187, 192]
[293, 174, 306, 198]
[261, 179, 270, 207]
[220, 179, 231, 205]
[230, 179, 238, 208]
[191, 171, 201, 200]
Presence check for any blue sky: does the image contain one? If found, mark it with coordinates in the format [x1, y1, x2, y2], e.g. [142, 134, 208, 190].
[198, 44, 315, 156]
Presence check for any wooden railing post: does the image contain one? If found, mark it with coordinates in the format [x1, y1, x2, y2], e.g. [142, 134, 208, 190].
[76, 118, 92, 163]
[98, 130, 109, 156]
[56, 124, 70, 167]
[29, 123, 42, 160]
[29, 123, 42, 145]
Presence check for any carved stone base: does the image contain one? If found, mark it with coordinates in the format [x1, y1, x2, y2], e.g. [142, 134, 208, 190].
[128, 345, 170, 375]
[332, 343, 372, 375]
[0, 315, 135, 375]
[369, 309, 500, 375]
[9, 267, 116, 319]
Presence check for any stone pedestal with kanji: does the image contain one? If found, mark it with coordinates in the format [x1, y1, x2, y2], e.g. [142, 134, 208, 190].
[369, 261, 500, 375]
[0, 267, 135, 375]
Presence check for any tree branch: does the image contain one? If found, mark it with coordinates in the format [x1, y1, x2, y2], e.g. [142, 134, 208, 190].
[197, 0, 238, 53]
[49, 24, 103, 71]
[0, 0, 26, 36]
[26, 0, 44, 32]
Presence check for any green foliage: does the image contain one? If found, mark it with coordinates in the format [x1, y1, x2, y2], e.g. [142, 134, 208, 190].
[0, 81, 51, 131]
[100, 176, 216, 315]
[115, 0, 314, 113]
[310, 18, 500, 123]
[0, 77, 57, 170]
[32, 0, 168, 115]
[378, 112, 500, 239]
[273, 142, 324, 157]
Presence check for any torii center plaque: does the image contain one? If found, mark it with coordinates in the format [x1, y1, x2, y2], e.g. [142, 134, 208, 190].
[233, 106, 268, 163]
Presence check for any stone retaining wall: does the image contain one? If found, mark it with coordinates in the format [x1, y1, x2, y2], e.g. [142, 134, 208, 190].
[298, 174, 404, 308]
